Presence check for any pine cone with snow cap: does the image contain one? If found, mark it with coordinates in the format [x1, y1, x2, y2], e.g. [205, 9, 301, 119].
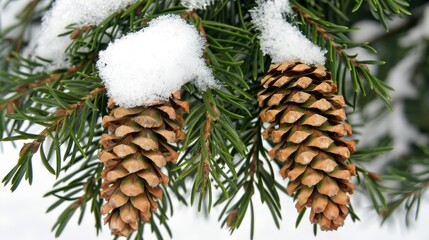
[259, 61, 356, 231]
[99, 91, 188, 236]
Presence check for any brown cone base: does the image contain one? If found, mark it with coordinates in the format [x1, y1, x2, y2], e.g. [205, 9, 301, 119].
[258, 61, 356, 231]
[99, 91, 189, 236]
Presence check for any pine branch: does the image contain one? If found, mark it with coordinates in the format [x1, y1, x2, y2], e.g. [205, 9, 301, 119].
[45, 161, 104, 237]
[2, 87, 105, 190]
[383, 181, 429, 225]
[352, 0, 411, 30]
[381, 146, 429, 225]
[175, 7, 252, 213]
[292, 2, 392, 109]
[0, 65, 81, 112]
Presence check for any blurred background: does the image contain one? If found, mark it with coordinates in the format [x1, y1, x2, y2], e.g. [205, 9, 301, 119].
[1, 0, 429, 239]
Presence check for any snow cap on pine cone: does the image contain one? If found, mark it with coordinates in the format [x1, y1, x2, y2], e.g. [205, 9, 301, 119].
[97, 14, 217, 108]
[251, 0, 326, 65]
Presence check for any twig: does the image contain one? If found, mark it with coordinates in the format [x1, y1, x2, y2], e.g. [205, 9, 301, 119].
[19, 87, 106, 157]
[203, 112, 212, 180]
[0, 65, 82, 111]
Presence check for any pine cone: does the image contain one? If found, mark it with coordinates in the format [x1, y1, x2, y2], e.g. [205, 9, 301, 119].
[99, 91, 189, 236]
[258, 62, 356, 231]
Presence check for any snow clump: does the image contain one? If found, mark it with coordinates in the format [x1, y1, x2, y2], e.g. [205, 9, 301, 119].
[251, 0, 326, 65]
[97, 14, 217, 108]
[30, 0, 139, 69]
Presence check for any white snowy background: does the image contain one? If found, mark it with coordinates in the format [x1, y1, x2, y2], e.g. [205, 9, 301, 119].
[1, 0, 429, 239]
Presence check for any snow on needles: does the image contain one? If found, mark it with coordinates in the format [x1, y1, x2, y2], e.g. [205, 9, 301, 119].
[97, 15, 217, 108]
[31, 0, 138, 69]
[181, 0, 214, 9]
[251, 0, 326, 65]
